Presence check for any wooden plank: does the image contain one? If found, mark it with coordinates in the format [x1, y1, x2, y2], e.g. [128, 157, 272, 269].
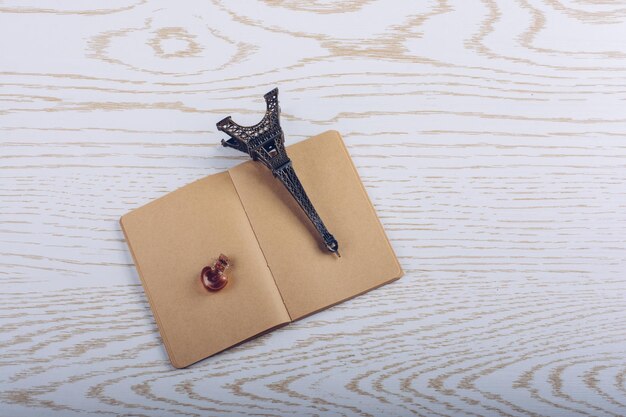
[1, 1, 626, 415]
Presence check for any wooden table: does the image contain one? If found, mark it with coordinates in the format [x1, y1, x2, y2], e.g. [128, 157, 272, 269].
[2, 1, 626, 416]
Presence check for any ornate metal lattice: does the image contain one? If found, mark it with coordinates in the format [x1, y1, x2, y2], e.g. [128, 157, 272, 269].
[217, 88, 340, 256]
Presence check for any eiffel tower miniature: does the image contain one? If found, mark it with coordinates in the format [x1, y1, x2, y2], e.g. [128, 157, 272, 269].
[217, 88, 340, 257]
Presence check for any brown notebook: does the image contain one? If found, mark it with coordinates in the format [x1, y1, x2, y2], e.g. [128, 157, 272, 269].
[120, 130, 403, 368]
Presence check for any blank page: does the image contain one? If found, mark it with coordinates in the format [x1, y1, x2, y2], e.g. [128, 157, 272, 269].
[121, 172, 290, 368]
[229, 130, 403, 320]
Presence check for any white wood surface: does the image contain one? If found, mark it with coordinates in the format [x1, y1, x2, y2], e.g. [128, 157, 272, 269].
[2, 1, 626, 416]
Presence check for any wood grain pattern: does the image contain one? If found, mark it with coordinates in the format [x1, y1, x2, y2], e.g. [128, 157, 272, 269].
[2, 0, 626, 416]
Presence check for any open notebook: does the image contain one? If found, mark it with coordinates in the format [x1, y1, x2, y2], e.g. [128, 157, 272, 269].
[120, 130, 403, 368]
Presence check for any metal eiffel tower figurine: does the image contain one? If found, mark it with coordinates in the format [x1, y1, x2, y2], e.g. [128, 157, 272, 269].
[217, 88, 340, 257]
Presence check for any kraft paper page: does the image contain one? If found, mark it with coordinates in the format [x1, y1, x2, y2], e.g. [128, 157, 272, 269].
[229, 130, 403, 320]
[120, 171, 290, 368]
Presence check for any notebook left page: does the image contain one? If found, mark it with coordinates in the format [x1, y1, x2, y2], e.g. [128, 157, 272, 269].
[120, 171, 291, 368]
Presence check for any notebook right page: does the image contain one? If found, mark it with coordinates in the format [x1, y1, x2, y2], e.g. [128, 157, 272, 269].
[228, 130, 403, 320]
